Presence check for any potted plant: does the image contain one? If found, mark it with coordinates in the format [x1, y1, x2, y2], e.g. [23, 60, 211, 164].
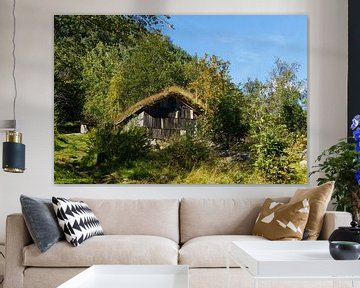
[310, 115, 360, 222]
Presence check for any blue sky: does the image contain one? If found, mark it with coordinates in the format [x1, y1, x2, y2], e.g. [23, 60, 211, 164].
[162, 15, 307, 85]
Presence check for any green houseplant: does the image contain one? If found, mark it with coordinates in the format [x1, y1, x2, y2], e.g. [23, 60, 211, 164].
[310, 115, 360, 222]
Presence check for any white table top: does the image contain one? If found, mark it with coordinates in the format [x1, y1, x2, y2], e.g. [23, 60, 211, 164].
[58, 265, 189, 288]
[231, 240, 360, 278]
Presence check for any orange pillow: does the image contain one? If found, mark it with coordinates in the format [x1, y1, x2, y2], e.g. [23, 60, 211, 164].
[252, 198, 310, 240]
[289, 181, 334, 240]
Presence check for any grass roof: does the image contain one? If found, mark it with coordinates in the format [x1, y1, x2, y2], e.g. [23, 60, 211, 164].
[114, 86, 205, 127]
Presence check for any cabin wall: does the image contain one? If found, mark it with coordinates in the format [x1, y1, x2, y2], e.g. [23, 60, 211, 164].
[139, 97, 200, 139]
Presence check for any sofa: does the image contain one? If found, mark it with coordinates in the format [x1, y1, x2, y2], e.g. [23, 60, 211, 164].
[4, 198, 352, 288]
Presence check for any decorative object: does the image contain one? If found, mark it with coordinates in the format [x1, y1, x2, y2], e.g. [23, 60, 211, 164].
[289, 181, 334, 240]
[1, 0, 25, 173]
[329, 241, 360, 260]
[54, 15, 307, 184]
[20, 195, 64, 253]
[311, 115, 360, 222]
[52, 197, 104, 247]
[329, 220, 360, 244]
[252, 198, 310, 240]
[351, 114, 360, 221]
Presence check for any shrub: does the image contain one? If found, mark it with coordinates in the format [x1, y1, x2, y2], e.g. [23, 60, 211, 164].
[252, 130, 306, 184]
[210, 90, 250, 147]
[90, 124, 151, 165]
[164, 133, 213, 171]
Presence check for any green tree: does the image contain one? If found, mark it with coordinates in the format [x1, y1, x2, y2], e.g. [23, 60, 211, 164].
[113, 34, 191, 109]
[184, 55, 231, 111]
[210, 88, 250, 147]
[243, 59, 307, 183]
[54, 15, 171, 125]
[267, 58, 307, 134]
[82, 42, 122, 124]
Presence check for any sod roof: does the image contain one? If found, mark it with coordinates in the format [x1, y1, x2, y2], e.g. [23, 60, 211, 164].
[114, 86, 205, 127]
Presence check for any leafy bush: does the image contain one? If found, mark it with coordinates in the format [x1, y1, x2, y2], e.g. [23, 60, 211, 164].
[252, 130, 306, 184]
[90, 124, 151, 165]
[164, 133, 213, 171]
[310, 139, 360, 213]
[252, 131, 292, 183]
[210, 89, 250, 147]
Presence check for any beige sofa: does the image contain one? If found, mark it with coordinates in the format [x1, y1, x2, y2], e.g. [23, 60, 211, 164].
[4, 198, 352, 288]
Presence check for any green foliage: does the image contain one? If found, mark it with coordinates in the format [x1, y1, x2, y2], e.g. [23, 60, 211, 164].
[210, 88, 250, 147]
[184, 55, 231, 110]
[267, 58, 307, 134]
[171, 161, 245, 184]
[310, 140, 360, 212]
[90, 125, 151, 165]
[164, 131, 213, 171]
[82, 43, 122, 123]
[54, 133, 95, 184]
[114, 34, 192, 110]
[252, 129, 290, 183]
[242, 59, 308, 184]
[54, 15, 171, 125]
[54, 41, 85, 125]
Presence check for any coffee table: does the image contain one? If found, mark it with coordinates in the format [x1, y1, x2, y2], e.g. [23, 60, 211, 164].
[57, 265, 189, 288]
[228, 241, 360, 288]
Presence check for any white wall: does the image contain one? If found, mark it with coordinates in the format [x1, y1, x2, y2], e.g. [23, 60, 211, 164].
[0, 0, 348, 242]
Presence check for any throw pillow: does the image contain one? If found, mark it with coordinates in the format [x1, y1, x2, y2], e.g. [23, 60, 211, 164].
[20, 195, 64, 253]
[52, 197, 104, 247]
[252, 198, 310, 240]
[289, 181, 334, 240]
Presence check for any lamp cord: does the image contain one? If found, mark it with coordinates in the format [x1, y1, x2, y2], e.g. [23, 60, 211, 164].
[12, 0, 17, 128]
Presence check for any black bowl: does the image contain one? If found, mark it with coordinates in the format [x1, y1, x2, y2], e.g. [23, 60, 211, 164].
[329, 241, 360, 260]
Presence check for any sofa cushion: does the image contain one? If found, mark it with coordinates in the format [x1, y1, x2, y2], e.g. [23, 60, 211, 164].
[23, 235, 178, 267]
[20, 195, 64, 253]
[179, 235, 267, 268]
[72, 198, 179, 243]
[290, 181, 334, 240]
[52, 197, 104, 247]
[180, 198, 289, 243]
[252, 198, 310, 240]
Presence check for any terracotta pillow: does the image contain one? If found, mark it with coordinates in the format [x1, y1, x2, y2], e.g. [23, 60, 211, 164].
[252, 198, 310, 240]
[289, 181, 334, 240]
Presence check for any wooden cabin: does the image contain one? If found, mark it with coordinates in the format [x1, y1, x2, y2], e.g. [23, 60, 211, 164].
[114, 86, 205, 140]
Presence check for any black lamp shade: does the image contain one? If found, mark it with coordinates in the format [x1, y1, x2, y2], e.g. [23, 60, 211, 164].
[3, 141, 25, 173]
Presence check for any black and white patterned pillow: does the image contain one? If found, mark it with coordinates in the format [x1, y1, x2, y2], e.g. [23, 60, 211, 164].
[52, 197, 104, 247]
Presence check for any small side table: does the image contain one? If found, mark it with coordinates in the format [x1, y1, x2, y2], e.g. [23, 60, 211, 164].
[227, 240, 360, 288]
[58, 265, 189, 288]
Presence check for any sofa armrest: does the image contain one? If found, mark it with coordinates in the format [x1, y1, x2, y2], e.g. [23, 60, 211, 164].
[4, 213, 33, 288]
[318, 211, 352, 240]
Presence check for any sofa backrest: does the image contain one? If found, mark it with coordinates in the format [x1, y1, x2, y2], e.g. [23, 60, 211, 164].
[73, 198, 180, 243]
[180, 198, 289, 243]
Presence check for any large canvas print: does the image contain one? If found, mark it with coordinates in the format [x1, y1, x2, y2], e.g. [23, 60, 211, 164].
[54, 15, 307, 184]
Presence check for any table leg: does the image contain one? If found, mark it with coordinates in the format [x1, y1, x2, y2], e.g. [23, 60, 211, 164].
[252, 278, 258, 288]
[226, 251, 230, 288]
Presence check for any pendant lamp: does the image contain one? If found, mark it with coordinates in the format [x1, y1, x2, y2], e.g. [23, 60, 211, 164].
[1, 0, 26, 173]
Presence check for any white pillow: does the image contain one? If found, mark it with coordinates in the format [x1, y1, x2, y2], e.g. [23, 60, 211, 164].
[52, 197, 103, 246]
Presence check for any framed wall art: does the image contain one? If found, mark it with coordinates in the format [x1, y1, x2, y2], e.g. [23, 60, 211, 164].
[54, 15, 307, 184]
